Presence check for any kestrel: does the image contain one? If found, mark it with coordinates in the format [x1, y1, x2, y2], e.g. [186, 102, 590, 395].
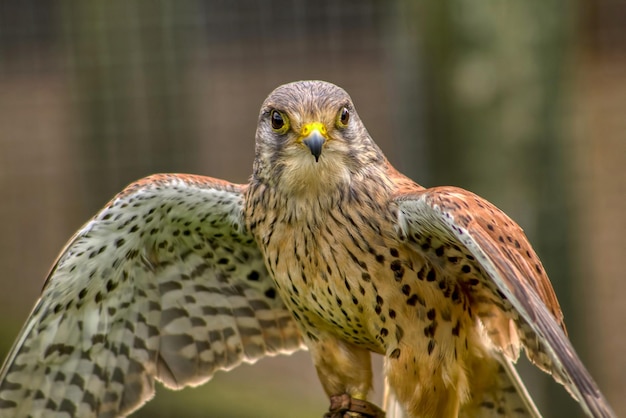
[0, 80, 615, 418]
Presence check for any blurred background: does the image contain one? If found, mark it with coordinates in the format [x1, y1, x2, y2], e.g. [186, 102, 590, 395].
[0, 1, 624, 417]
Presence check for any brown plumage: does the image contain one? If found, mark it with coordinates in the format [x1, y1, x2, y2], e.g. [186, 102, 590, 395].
[0, 80, 615, 418]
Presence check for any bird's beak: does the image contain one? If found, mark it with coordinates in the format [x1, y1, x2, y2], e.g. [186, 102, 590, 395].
[299, 122, 328, 163]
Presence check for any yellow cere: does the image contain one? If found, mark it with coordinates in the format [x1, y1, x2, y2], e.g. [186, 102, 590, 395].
[300, 122, 328, 140]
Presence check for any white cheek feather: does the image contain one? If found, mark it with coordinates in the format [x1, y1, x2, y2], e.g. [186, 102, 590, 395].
[280, 148, 351, 196]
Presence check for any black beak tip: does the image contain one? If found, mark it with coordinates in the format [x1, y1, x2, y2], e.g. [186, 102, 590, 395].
[303, 132, 325, 162]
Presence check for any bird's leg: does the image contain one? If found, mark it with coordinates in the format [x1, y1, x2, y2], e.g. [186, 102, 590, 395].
[309, 336, 383, 417]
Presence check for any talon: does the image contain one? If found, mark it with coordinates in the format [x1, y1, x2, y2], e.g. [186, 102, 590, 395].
[323, 394, 386, 418]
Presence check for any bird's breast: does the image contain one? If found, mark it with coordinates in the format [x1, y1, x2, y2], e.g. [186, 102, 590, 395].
[246, 184, 476, 364]
[257, 208, 392, 352]
[250, 192, 405, 351]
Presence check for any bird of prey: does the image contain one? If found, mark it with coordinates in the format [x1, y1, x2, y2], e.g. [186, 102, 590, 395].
[0, 80, 615, 418]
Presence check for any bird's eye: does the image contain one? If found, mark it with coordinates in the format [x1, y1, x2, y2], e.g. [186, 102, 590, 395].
[270, 110, 289, 133]
[337, 107, 350, 127]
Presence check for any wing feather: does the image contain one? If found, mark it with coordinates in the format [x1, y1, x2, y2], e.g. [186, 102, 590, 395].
[395, 186, 615, 418]
[0, 174, 303, 417]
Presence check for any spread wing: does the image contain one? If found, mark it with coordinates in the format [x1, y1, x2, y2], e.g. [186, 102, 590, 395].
[394, 186, 615, 418]
[0, 174, 303, 417]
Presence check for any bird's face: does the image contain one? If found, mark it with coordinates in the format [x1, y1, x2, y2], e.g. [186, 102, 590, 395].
[252, 80, 384, 195]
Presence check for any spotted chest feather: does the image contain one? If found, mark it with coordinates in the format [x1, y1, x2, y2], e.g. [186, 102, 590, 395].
[246, 181, 477, 369]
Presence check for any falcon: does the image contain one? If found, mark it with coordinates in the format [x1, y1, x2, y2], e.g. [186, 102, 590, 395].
[0, 80, 615, 418]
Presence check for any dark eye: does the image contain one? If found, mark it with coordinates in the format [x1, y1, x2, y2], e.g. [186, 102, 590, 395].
[270, 110, 285, 130]
[338, 107, 350, 127]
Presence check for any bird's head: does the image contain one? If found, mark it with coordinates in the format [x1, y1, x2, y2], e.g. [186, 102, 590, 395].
[252, 80, 385, 195]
